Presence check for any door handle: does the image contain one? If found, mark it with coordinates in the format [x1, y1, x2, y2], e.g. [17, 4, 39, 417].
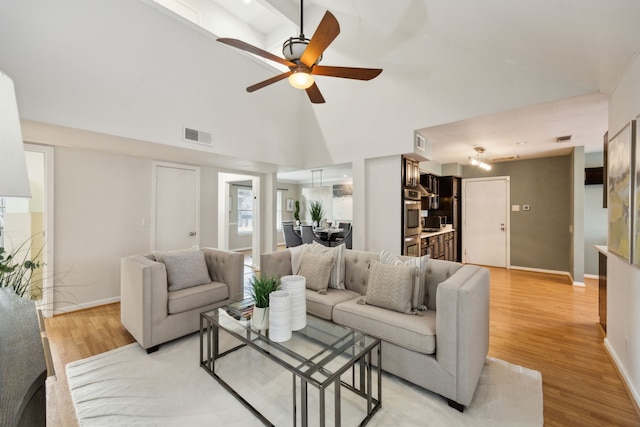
[189, 231, 196, 236]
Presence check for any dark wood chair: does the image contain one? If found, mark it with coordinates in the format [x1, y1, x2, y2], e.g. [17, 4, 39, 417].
[331, 225, 352, 249]
[300, 225, 329, 246]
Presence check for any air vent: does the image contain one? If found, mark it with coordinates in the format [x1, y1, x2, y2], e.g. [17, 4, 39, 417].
[183, 127, 212, 145]
[491, 155, 520, 162]
[556, 135, 572, 143]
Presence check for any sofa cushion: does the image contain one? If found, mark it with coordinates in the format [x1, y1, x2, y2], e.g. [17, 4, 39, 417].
[333, 297, 436, 355]
[167, 281, 228, 314]
[363, 260, 415, 314]
[380, 250, 428, 311]
[305, 289, 360, 320]
[307, 242, 346, 289]
[298, 252, 334, 293]
[161, 250, 212, 291]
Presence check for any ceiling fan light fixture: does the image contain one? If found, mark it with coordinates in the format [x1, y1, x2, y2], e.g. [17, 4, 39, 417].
[288, 68, 315, 89]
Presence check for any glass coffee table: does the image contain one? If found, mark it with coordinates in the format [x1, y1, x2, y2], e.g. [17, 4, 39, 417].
[200, 307, 382, 426]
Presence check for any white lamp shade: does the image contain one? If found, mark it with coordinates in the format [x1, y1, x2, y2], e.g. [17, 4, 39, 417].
[0, 71, 31, 198]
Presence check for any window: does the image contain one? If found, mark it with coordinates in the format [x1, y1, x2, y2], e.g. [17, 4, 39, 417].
[277, 191, 283, 230]
[237, 187, 253, 234]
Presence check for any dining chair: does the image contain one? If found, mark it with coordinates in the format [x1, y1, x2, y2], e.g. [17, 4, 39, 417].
[331, 225, 352, 249]
[282, 223, 303, 247]
[300, 225, 329, 246]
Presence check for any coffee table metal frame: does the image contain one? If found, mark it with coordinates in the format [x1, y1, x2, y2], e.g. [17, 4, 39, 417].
[199, 308, 382, 427]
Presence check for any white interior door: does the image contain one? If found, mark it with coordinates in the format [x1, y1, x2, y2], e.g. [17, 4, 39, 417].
[462, 177, 510, 268]
[154, 163, 199, 251]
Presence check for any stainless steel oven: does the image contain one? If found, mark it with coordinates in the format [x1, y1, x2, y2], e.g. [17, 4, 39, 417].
[403, 188, 422, 237]
[403, 234, 420, 257]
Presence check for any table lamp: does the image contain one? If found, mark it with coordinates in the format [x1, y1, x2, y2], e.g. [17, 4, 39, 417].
[0, 71, 31, 248]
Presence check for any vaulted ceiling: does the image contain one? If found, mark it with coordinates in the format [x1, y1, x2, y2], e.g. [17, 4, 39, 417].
[158, 0, 640, 170]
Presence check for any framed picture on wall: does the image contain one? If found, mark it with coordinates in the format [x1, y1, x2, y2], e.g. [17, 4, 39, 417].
[633, 119, 640, 266]
[286, 198, 294, 212]
[607, 120, 634, 262]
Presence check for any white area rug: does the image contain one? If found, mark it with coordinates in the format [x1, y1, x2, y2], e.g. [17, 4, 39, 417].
[67, 333, 543, 426]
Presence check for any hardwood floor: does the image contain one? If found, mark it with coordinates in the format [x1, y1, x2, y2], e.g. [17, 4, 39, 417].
[44, 268, 640, 426]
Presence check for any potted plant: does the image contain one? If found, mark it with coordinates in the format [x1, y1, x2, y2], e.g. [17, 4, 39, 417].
[294, 200, 301, 225]
[309, 200, 324, 227]
[0, 240, 43, 298]
[248, 275, 280, 330]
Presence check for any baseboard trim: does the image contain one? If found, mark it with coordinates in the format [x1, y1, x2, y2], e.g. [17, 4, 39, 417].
[604, 338, 640, 418]
[584, 273, 599, 280]
[509, 265, 577, 284]
[54, 296, 121, 315]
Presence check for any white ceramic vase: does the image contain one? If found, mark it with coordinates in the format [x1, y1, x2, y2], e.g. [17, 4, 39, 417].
[268, 291, 292, 342]
[251, 306, 269, 331]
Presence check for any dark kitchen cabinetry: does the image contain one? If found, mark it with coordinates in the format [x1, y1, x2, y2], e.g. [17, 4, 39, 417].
[431, 176, 461, 262]
[424, 231, 456, 261]
[403, 157, 420, 188]
[420, 174, 439, 209]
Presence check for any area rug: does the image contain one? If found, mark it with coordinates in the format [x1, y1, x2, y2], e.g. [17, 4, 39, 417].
[67, 332, 543, 426]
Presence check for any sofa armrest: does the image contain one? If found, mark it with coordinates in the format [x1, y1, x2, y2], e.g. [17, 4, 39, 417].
[120, 255, 168, 349]
[435, 265, 490, 405]
[260, 250, 293, 280]
[201, 248, 244, 303]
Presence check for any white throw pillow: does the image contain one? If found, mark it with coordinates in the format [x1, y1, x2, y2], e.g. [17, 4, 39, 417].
[379, 250, 428, 311]
[307, 242, 346, 289]
[289, 243, 310, 275]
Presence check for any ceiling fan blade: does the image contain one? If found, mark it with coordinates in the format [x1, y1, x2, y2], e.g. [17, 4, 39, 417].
[305, 83, 326, 104]
[300, 11, 340, 68]
[312, 66, 383, 81]
[247, 72, 292, 93]
[218, 38, 296, 68]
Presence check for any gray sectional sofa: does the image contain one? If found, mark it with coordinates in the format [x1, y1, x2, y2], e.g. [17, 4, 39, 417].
[261, 247, 490, 411]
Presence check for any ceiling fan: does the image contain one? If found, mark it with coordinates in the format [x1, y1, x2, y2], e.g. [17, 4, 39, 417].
[217, 0, 382, 104]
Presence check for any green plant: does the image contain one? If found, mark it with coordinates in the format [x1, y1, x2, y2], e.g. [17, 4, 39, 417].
[0, 240, 43, 298]
[248, 275, 280, 308]
[294, 200, 300, 221]
[309, 200, 324, 224]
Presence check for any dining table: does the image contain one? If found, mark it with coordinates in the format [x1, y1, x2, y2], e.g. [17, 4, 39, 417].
[294, 226, 344, 241]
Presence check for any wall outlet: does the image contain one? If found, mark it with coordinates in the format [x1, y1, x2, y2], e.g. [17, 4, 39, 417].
[141, 217, 150, 226]
[523, 204, 530, 211]
[626, 336, 629, 357]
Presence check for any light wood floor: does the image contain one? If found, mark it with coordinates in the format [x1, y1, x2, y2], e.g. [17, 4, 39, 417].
[44, 268, 640, 426]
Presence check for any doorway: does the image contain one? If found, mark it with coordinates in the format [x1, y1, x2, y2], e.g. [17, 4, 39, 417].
[153, 162, 200, 251]
[1, 144, 54, 316]
[218, 172, 260, 270]
[462, 176, 510, 268]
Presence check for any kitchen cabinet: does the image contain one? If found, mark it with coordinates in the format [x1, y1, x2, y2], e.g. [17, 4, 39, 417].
[424, 231, 456, 261]
[403, 157, 420, 188]
[420, 174, 439, 210]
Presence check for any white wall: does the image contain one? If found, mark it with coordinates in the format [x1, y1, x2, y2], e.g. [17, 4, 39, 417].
[364, 155, 402, 253]
[52, 145, 223, 313]
[605, 52, 640, 407]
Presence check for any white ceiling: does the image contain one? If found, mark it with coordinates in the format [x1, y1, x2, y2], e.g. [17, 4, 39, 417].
[155, 0, 640, 179]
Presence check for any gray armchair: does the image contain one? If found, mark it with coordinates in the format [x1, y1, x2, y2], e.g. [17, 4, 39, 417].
[282, 223, 303, 247]
[120, 247, 244, 352]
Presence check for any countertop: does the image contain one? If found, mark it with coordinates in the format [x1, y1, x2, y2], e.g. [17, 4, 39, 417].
[421, 224, 454, 238]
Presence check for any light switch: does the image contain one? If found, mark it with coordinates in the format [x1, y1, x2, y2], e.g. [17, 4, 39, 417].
[512, 205, 520, 212]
